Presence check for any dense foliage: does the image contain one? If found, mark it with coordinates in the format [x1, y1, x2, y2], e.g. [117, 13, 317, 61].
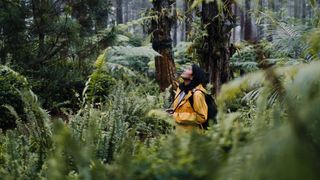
[0, 65, 30, 129]
[2, 59, 320, 179]
[1, 0, 320, 179]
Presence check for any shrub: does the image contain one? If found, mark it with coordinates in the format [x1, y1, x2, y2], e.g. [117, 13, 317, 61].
[0, 65, 29, 130]
[84, 51, 116, 104]
[30, 61, 89, 115]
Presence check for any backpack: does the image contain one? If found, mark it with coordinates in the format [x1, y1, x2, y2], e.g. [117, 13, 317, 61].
[189, 89, 218, 129]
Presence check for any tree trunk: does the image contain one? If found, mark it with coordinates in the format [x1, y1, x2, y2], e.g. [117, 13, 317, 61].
[173, 1, 178, 46]
[257, 0, 264, 40]
[240, 7, 245, 41]
[232, 4, 237, 42]
[200, 0, 235, 95]
[70, 1, 93, 37]
[96, 14, 108, 31]
[95, 1, 110, 31]
[124, 0, 129, 23]
[267, 0, 275, 41]
[150, 0, 176, 92]
[244, 0, 252, 41]
[294, 0, 300, 19]
[301, 0, 306, 23]
[32, 0, 46, 62]
[185, 0, 193, 41]
[117, 0, 123, 24]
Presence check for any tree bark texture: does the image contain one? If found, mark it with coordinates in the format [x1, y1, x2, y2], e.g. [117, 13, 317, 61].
[200, 0, 235, 95]
[150, 0, 176, 91]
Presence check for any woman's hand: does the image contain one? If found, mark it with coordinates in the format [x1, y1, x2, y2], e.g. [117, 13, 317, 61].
[165, 108, 174, 115]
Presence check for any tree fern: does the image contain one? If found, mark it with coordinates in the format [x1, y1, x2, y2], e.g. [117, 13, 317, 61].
[107, 45, 160, 73]
[307, 28, 320, 59]
[255, 9, 313, 60]
[109, 46, 160, 60]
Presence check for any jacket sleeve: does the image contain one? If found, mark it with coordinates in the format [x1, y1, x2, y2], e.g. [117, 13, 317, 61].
[193, 91, 208, 124]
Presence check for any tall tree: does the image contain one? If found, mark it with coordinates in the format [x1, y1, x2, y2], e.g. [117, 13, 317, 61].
[173, 1, 178, 46]
[267, 0, 275, 41]
[244, 0, 253, 41]
[88, 0, 111, 31]
[117, 0, 123, 24]
[257, 0, 264, 40]
[232, 3, 238, 42]
[70, 0, 94, 37]
[185, 0, 194, 41]
[0, 0, 29, 65]
[240, 6, 245, 40]
[1, 0, 112, 69]
[124, 0, 131, 23]
[200, 0, 236, 95]
[150, 0, 176, 91]
[31, 0, 48, 60]
[302, 0, 306, 23]
[294, 0, 300, 18]
[30, 0, 81, 67]
[181, 1, 186, 42]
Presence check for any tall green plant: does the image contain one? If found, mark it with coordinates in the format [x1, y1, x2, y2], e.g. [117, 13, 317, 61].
[0, 65, 29, 129]
[83, 50, 116, 104]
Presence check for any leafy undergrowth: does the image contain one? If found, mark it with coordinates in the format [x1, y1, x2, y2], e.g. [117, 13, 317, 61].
[1, 62, 320, 179]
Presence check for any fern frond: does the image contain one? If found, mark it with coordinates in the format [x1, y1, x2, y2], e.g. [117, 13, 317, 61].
[117, 15, 157, 31]
[242, 88, 263, 102]
[231, 61, 259, 71]
[106, 62, 137, 77]
[109, 46, 161, 60]
[218, 64, 300, 111]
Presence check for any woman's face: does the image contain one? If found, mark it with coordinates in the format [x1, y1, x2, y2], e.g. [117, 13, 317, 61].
[181, 66, 193, 83]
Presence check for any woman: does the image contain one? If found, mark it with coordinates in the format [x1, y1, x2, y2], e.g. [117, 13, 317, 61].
[171, 64, 208, 133]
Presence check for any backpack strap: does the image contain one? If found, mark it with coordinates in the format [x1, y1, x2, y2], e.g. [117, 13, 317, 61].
[168, 90, 186, 114]
[189, 89, 209, 130]
[189, 89, 206, 109]
[168, 90, 183, 109]
[189, 89, 207, 117]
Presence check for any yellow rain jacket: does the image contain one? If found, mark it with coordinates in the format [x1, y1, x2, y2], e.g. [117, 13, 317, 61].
[172, 84, 208, 133]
